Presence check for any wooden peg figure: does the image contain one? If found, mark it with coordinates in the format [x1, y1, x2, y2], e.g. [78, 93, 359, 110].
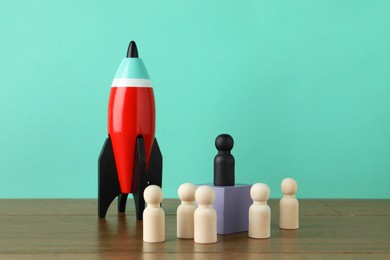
[177, 183, 197, 239]
[143, 185, 165, 243]
[249, 183, 271, 239]
[214, 134, 235, 186]
[194, 186, 217, 244]
[279, 178, 299, 230]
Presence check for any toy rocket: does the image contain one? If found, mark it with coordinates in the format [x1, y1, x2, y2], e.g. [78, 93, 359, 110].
[98, 41, 162, 220]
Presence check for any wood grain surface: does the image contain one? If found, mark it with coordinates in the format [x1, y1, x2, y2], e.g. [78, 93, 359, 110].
[0, 199, 389, 259]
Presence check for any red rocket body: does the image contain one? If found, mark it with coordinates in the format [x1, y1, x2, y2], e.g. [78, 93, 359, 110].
[108, 86, 155, 193]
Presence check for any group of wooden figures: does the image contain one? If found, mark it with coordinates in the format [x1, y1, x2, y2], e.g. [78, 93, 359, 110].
[142, 178, 299, 244]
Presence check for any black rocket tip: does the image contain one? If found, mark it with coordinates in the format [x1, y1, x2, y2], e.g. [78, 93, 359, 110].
[127, 41, 139, 58]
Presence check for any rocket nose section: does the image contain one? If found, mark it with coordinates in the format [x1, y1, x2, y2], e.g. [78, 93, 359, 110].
[113, 41, 151, 85]
[114, 41, 149, 79]
[114, 58, 150, 80]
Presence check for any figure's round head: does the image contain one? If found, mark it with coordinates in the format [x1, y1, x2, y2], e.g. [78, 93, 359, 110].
[281, 178, 298, 195]
[144, 185, 163, 205]
[250, 183, 270, 202]
[195, 186, 215, 205]
[215, 134, 234, 151]
[178, 183, 197, 202]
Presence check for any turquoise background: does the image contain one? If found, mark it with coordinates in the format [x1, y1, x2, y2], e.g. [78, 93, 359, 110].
[1, 1, 389, 199]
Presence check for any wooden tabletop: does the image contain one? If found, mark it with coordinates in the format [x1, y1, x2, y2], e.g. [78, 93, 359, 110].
[0, 199, 389, 259]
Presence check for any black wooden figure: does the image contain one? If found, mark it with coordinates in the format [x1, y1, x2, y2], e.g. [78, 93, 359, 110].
[214, 134, 235, 186]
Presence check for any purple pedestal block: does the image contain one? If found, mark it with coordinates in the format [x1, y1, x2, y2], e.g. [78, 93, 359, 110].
[210, 184, 252, 235]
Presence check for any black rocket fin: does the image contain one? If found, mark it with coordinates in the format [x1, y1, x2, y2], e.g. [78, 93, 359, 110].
[117, 193, 128, 213]
[98, 137, 122, 218]
[147, 138, 163, 187]
[132, 136, 148, 220]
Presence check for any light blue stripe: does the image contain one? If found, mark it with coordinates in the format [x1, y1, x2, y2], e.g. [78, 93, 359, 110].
[114, 58, 150, 79]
